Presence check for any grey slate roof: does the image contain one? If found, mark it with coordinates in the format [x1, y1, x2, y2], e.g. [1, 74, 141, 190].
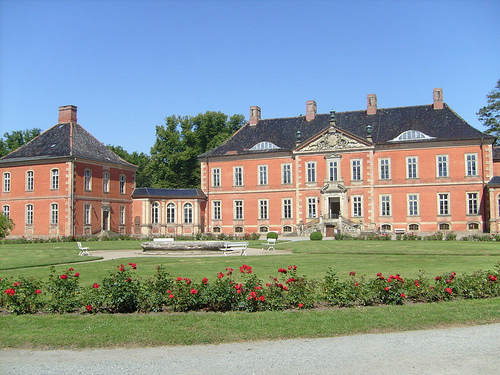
[487, 176, 500, 187]
[132, 187, 206, 199]
[0, 123, 136, 168]
[200, 103, 491, 157]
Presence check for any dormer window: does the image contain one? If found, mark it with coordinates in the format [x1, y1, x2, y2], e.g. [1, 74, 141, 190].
[390, 130, 434, 142]
[249, 141, 280, 151]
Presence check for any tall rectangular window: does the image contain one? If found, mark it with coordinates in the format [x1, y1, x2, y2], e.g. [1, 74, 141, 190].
[51, 169, 59, 189]
[26, 171, 34, 191]
[379, 159, 390, 180]
[120, 206, 125, 225]
[306, 162, 316, 183]
[307, 197, 317, 218]
[466, 154, 477, 176]
[259, 200, 268, 219]
[103, 171, 110, 193]
[84, 169, 92, 191]
[438, 193, 449, 215]
[282, 164, 292, 184]
[380, 195, 391, 216]
[234, 200, 243, 220]
[212, 168, 221, 187]
[26, 204, 33, 225]
[120, 175, 126, 194]
[50, 203, 58, 225]
[233, 167, 243, 186]
[328, 160, 338, 182]
[467, 192, 479, 215]
[213, 201, 221, 220]
[437, 155, 448, 178]
[351, 159, 361, 181]
[408, 194, 419, 216]
[259, 165, 268, 185]
[283, 199, 292, 219]
[407, 157, 418, 179]
[352, 196, 362, 217]
[3, 205, 10, 218]
[166, 203, 175, 223]
[84, 204, 91, 225]
[3, 172, 10, 192]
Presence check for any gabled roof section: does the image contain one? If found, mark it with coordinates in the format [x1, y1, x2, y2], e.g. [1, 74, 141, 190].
[200, 103, 491, 158]
[132, 188, 207, 199]
[0, 123, 136, 168]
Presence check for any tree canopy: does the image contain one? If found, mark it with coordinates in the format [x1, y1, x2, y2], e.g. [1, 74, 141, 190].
[106, 145, 152, 188]
[477, 79, 500, 143]
[0, 128, 41, 157]
[0, 214, 14, 238]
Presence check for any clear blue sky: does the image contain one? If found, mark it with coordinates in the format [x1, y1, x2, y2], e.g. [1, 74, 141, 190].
[1, 0, 499, 154]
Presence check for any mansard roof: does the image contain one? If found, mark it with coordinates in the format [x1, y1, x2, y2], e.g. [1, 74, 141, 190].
[132, 187, 207, 199]
[200, 103, 491, 158]
[0, 123, 136, 168]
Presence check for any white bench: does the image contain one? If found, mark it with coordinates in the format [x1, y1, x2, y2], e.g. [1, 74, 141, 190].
[219, 241, 248, 256]
[262, 238, 276, 252]
[77, 242, 90, 256]
[153, 238, 174, 243]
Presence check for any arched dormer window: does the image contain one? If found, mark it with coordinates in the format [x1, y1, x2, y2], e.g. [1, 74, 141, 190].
[389, 130, 434, 142]
[249, 141, 280, 151]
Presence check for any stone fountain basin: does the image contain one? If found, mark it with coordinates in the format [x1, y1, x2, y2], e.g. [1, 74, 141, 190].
[141, 240, 226, 252]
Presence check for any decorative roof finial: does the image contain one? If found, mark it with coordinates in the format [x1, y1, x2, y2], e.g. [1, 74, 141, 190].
[329, 110, 336, 127]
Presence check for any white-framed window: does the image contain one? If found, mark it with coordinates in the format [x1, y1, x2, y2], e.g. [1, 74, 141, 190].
[213, 226, 221, 233]
[306, 162, 316, 183]
[119, 175, 126, 194]
[233, 167, 243, 187]
[234, 226, 243, 233]
[51, 169, 59, 190]
[351, 159, 362, 181]
[282, 163, 292, 184]
[259, 226, 269, 233]
[152, 202, 160, 224]
[465, 154, 478, 176]
[468, 222, 479, 230]
[26, 204, 33, 225]
[307, 197, 317, 218]
[211, 168, 221, 187]
[498, 195, 500, 217]
[212, 200, 221, 220]
[328, 160, 339, 182]
[439, 222, 450, 231]
[3, 205, 10, 218]
[282, 198, 292, 219]
[406, 156, 418, 179]
[84, 204, 91, 225]
[103, 171, 110, 193]
[120, 206, 125, 225]
[467, 192, 479, 215]
[234, 200, 243, 220]
[379, 158, 391, 180]
[26, 170, 34, 191]
[167, 203, 175, 223]
[259, 199, 269, 219]
[436, 155, 449, 178]
[3, 172, 10, 192]
[283, 225, 292, 232]
[438, 193, 450, 215]
[408, 223, 419, 231]
[352, 195, 362, 217]
[184, 203, 193, 224]
[381, 224, 392, 232]
[258, 165, 268, 185]
[50, 203, 58, 225]
[407, 194, 419, 216]
[84, 169, 92, 191]
[380, 195, 391, 216]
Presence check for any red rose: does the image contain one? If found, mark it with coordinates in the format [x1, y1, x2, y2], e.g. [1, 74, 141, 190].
[488, 275, 497, 282]
[168, 294, 174, 299]
[265, 283, 271, 287]
[13, 281, 21, 287]
[236, 289, 241, 294]
[283, 286, 289, 291]
[35, 289, 42, 294]
[259, 295, 265, 302]
[60, 274, 68, 280]
[387, 278, 392, 283]
[254, 286, 262, 290]
[435, 276, 442, 281]
[349, 271, 356, 276]
[298, 303, 304, 308]
[74, 272, 80, 277]
[176, 277, 183, 281]
[384, 287, 390, 291]
[225, 267, 234, 275]
[355, 282, 359, 287]
[5, 288, 15, 296]
[119, 265, 125, 272]
[184, 278, 191, 285]
[376, 272, 382, 277]
[445, 279, 452, 284]
[239, 264, 252, 274]
[86, 304, 93, 312]
[278, 268, 287, 274]
[217, 272, 224, 279]
[288, 265, 292, 271]
[166, 290, 171, 294]
[128, 263, 137, 269]
[202, 277, 208, 284]
[125, 277, 132, 282]
[293, 265, 297, 271]
[445, 287, 453, 295]
[400, 293, 406, 298]
[92, 283, 100, 289]
[190, 288, 198, 295]
[68, 267, 74, 271]
[249, 291, 257, 298]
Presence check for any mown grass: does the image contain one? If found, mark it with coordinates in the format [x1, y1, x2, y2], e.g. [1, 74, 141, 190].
[1, 297, 499, 349]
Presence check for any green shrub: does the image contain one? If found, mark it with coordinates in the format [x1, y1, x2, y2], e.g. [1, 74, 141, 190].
[310, 231, 323, 241]
[101, 264, 140, 313]
[2, 276, 44, 314]
[266, 232, 278, 240]
[47, 266, 82, 313]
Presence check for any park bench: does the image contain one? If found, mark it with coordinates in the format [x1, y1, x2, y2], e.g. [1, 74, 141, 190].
[77, 242, 90, 256]
[219, 241, 248, 256]
[262, 238, 276, 252]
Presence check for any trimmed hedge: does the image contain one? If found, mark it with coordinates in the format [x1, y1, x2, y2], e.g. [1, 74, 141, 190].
[310, 231, 323, 241]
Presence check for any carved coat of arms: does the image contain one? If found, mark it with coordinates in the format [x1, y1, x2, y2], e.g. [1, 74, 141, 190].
[301, 128, 364, 152]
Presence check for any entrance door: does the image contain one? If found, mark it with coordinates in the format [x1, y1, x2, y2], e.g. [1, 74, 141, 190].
[102, 210, 110, 231]
[329, 197, 341, 219]
[326, 225, 335, 237]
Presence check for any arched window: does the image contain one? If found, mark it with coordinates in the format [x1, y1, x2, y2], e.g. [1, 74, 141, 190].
[381, 224, 392, 232]
[408, 223, 420, 231]
[467, 222, 479, 230]
[250, 141, 280, 151]
[2, 205, 10, 218]
[26, 170, 34, 191]
[283, 225, 292, 232]
[184, 203, 193, 224]
[390, 130, 434, 142]
[439, 223, 450, 231]
[26, 204, 33, 225]
[213, 226, 221, 233]
[259, 226, 268, 233]
[151, 202, 160, 224]
[234, 226, 243, 233]
[166, 203, 175, 223]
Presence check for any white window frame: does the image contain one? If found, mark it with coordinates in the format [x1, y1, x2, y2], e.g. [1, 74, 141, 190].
[436, 155, 449, 178]
[258, 199, 269, 220]
[380, 195, 391, 216]
[234, 200, 244, 220]
[282, 198, 293, 219]
[306, 161, 316, 183]
[258, 165, 268, 185]
[328, 160, 339, 182]
[166, 202, 176, 223]
[282, 163, 292, 185]
[352, 195, 362, 217]
[407, 193, 419, 216]
[50, 203, 58, 225]
[3, 172, 10, 192]
[152, 201, 160, 224]
[438, 193, 450, 216]
[212, 200, 222, 220]
[466, 192, 479, 215]
[51, 169, 59, 190]
[465, 153, 478, 176]
[351, 159, 362, 181]
[119, 175, 126, 194]
[233, 166, 243, 187]
[307, 197, 317, 218]
[120, 205, 125, 225]
[84, 169, 92, 191]
[26, 204, 33, 225]
[103, 171, 110, 193]
[183, 203, 193, 224]
[211, 168, 221, 187]
[26, 170, 34, 191]
[406, 156, 418, 179]
[498, 194, 500, 218]
[84, 203, 91, 225]
[408, 223, 420, 231]
[379, 158, 391, 180]
[3, 205, 10, 218]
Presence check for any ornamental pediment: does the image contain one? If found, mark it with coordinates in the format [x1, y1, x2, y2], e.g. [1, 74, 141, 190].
[299, 128, 366, 152]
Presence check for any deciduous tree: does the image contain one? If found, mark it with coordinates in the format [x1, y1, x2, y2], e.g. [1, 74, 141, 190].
[477, 79, 500, 143]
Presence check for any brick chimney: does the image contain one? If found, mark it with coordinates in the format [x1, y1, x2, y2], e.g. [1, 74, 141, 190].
[367, 94, 377, 115]
[433, 88, 443, 110]
[249, 105, 261, 126]
[58, 105, 77, 123]
[306, 100, 317, 122]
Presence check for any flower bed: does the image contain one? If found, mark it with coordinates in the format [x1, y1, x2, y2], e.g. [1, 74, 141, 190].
[1, 262, 499, 314]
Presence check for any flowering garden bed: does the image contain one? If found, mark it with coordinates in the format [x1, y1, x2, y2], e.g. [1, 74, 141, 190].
[1, 262, 499, 315]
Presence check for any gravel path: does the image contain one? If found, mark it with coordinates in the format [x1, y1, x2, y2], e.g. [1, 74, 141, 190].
[2, 324, 499, 374]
